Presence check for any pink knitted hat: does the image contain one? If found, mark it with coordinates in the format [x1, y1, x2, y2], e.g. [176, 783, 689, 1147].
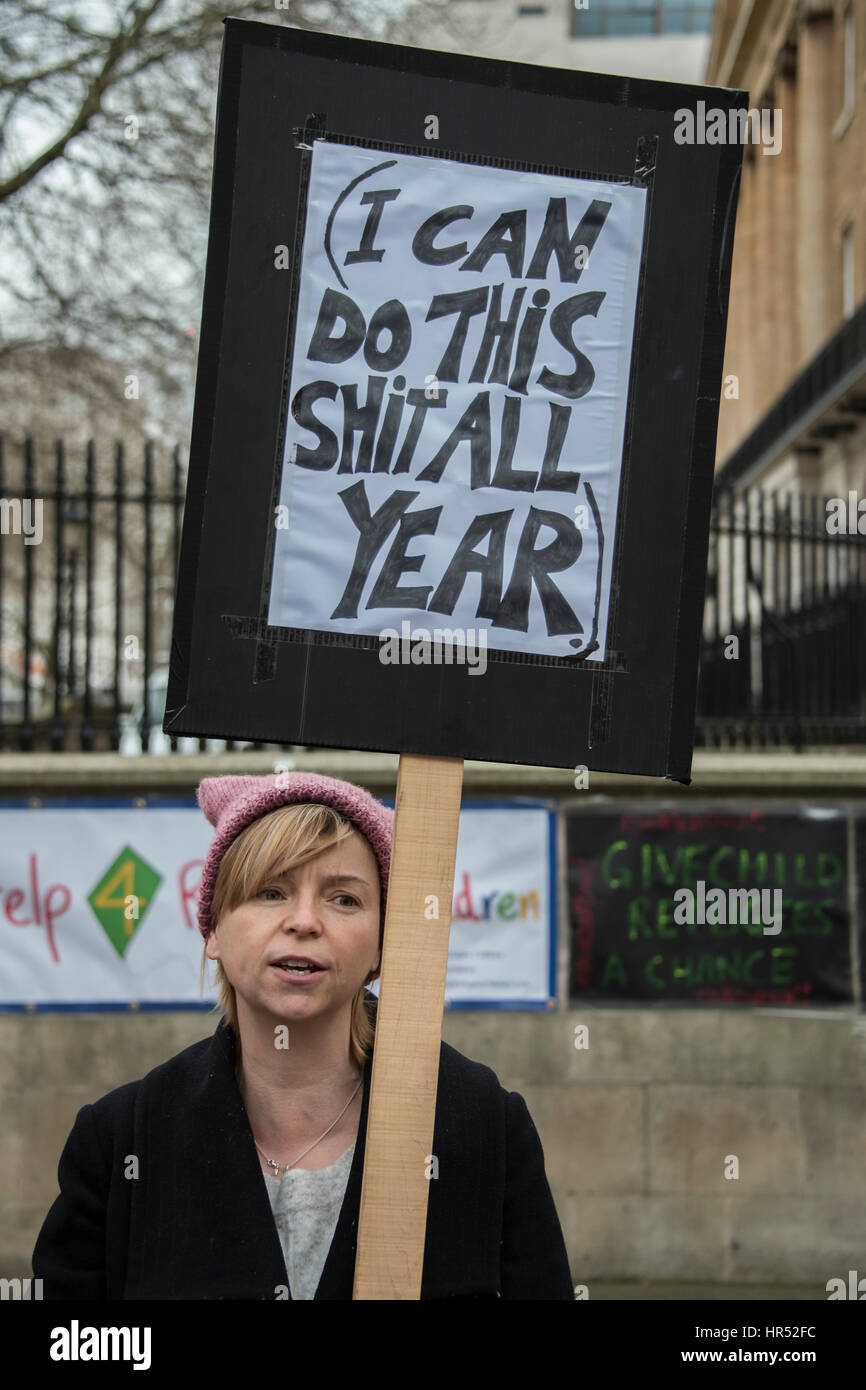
[195, 772, 394, 938]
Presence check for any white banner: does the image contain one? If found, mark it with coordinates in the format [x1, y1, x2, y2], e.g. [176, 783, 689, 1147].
[442, 804, 555, 1006]
[0, 802, 554, 1009]
[268, 139, 647, 662]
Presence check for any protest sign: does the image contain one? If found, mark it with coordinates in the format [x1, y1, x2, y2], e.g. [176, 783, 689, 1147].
[166, 19, 744, 782]
[567, 804, 855, 1005]
[166, 19, 745, 1298]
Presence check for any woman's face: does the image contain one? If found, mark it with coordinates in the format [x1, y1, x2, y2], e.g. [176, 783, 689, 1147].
[205, 827, 382, 1033]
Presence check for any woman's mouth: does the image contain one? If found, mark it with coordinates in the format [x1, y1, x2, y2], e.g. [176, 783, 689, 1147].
[271, 961, 326, 983]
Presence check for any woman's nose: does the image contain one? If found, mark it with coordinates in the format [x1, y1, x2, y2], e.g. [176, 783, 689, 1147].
[277, 887, 321, 930]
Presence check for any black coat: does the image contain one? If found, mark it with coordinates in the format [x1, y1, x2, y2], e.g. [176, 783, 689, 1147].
[32, 1004, 574, 1300]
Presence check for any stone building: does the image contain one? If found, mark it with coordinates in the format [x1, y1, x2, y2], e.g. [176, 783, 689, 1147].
[709, 0, 866, 500]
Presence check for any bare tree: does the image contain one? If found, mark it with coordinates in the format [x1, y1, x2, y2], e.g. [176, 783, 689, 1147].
[0, 0, 455, 437]
[0, 0, 481, 748]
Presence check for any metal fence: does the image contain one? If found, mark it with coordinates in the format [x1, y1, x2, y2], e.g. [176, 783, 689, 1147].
[2, 435, 866, 752]
[697, 486, 866, 747]
[0, 436, 262, 754]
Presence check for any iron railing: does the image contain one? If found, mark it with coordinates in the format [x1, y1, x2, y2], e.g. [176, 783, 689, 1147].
[697, 486, 866, 747]
[1, 436, 865, 751]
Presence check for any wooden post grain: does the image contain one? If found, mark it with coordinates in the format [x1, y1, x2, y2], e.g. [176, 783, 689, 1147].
[352, 752, 464, 1300]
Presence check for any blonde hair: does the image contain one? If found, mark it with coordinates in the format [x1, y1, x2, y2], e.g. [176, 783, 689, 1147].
[200, 802, 380, 1067]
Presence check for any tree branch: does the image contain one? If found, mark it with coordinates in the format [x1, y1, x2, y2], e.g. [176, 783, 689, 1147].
[0, 0, 168, 203]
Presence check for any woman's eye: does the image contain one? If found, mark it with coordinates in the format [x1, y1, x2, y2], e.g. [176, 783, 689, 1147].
[256, 886, 359, 906]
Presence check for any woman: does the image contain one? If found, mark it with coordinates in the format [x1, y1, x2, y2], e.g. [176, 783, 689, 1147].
[33, 771, 573, 1299]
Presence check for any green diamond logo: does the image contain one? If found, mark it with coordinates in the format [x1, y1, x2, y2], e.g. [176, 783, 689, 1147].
[88, 845, 162, 957]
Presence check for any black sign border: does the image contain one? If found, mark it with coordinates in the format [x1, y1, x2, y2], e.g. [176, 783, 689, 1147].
[166, 18, 745, 780]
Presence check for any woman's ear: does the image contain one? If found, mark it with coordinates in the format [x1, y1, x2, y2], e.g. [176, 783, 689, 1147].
[205, 930, 220, 963]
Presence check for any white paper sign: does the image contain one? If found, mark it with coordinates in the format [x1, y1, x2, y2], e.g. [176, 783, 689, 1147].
[268, 140, 647, 661]
[0, 803, 554, 1009]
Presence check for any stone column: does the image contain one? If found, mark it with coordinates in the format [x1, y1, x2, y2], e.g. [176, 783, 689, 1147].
[778, 47, 800, 391]
[754, 89, 776, 422]
[737, 146, 758, 444]
[774, 60, 799, 388]
[796, 12, 836, 366]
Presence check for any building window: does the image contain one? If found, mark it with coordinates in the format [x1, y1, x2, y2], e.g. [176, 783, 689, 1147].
[841, 222, 855, 319]
[571, 0, 715, 38]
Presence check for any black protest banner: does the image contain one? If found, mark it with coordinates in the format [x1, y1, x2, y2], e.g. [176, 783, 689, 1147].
[566, 805, 853, 1005]
[166, 20, 744, 778]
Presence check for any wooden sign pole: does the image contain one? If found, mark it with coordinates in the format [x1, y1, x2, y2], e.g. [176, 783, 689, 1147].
[352, 752, 464, 1300]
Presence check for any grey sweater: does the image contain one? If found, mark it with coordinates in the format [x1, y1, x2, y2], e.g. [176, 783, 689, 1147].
[263, 1142, 356, 1299]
